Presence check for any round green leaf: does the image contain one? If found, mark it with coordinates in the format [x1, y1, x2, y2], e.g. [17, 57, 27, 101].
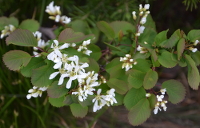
[128, 98, 151, 126]
[85, 58, 99, 73]
[128, 69, 146, 89]
[49, 96, 65, 107]
[6, 29, 38, 47]
[87, 44, 102, 61]
[123, 87, 146, 110]
[158, 50, 177, 68]
[20, 57, 45, 77]
[162, 80, 186, 104]
[3, 50, 31, 71]
[147, 94, 156, 109]
[143, 69, 158, 89]
[19, 19, 39, 32]
[154, 29, 168, 46]
[31, 63, 54, 87]
[187, 29, 200, 42]
[70, 103, 88, 118]
[132, 59, 151, 72]
[107, 78, 128, 94]
[47, 81, 68, 98]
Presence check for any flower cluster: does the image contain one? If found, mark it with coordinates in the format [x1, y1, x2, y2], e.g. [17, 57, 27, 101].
[188, 40, 199, 53]
[153, 88, 168, 114]
[33, 31, 49, 57]
[92, 88, 117, 112]
[132, 4, 150, 36]
[120, 54, 137, 71]
[47, 39, 117, 112]
[77, 39, 92, 56]
[45, 1, 71, 24]
[0, 24, 16, 39]
[26, 86, 48, 99]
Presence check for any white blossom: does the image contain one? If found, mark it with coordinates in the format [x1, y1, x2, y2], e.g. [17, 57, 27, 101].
[45, 1, 61, 15]
[146, 93, 151, 97]
[120, 54, 137, 71]
[194, 40, 199, 46]
[92, 89, 106, 112]
[189, 47, 198, 53]
[157, 95, 164, 101]
[26, 86, 48, 99]
[132, 11, 137, 20]
[153, 103, 161, 114]
[72, 87, 87, 102]
[0, 24, 16, 38]
[160, 88, 166, 95]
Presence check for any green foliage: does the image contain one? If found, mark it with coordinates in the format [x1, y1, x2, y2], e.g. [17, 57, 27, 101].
[187, 29, 200, 42]
[49, 96, 65, 107]
[47, 81, 68, 98]
[107, 78, 128, 94]
[162, 80, 186, 104]
[123, 87, 146, 110]
[3, 50, 31, 71]
[6, 29, 38, 46]
[158, 50, 177, 68]
[128, 69, 146, 88]
[185, 54, 200, 90]
[143, 69, 158, 89]
[31, 63, 54, 87]
[128, 98, 151, 126]
[70, 103, 88, 118]
[18, 19, 40, 32]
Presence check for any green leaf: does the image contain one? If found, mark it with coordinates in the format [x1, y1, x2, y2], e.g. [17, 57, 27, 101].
[58, 28, 94, 43]
[177, 38, 185, 60]
[70, 103, 88, 118]
[158, 50, 177, 68]
[113, 93, 124, 106]
[128, 98, 151, 126]
[107, 78, 128, 94]
[147, 94, 156, 109]
[63, 95, 73, 105]
[19, 19, 39, 32]
[47, 81, 68, 98]
[97, 21, 115, 39]
[87, 44, 102, 61]
[106, 58, 126, 78]
[154, 29, 168, 46]
[161, 29, 181, 48]
[132, 59, 151, 72]
[185, 54, 200, 90]
[71, 20, 89, 34]
[143, 69, 158, 89]
[191, 51, 200, 66]
[187, 29, 200, 42]
[109, 21, 135, 38]
[31, 63, 54, 87]
[85, 58, 99, 73]
[162, 80, 186, 104]
[123, 87, 146, 110]
[49, 96, 65, 107]
[3, 50, 31, 71]
[0, 17, 19, 30]
[20, 57, 45, 77]
[128, 70, 146, 89]
[6, 29, 38, 47]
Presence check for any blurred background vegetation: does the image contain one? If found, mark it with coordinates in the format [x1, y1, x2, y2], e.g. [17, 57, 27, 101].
[0, 0, 200, 127]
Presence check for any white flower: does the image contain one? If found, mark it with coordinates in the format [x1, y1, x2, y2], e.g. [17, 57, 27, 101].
[161, 100, 168, 111]
[1, 24, 16, 38]
[138, 26, 145, 34]
[132, 11, 137, 20]
[144, 4, 150, 10]
[26, 86, 48, 99]
[53, 54, 69, 69]
[120, 54, 136, 71]
[72, 87, 87, 102]
[140, 17, 147, 24]
[194, 40, 199, 46]
[160, 88, 166, 95]
[189, 47, 198, 53]
[45, 1, 61, 15]
[77, 39, 92, 56]
[47, 40, 69, 62]
[157, 95, 164, 101]
[92, 89, 106, 112]
[153, 103, 161, 114]
[146, 93, 151, 97]
[104, 89, 117, 106]
[60, 15, 71, 24]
